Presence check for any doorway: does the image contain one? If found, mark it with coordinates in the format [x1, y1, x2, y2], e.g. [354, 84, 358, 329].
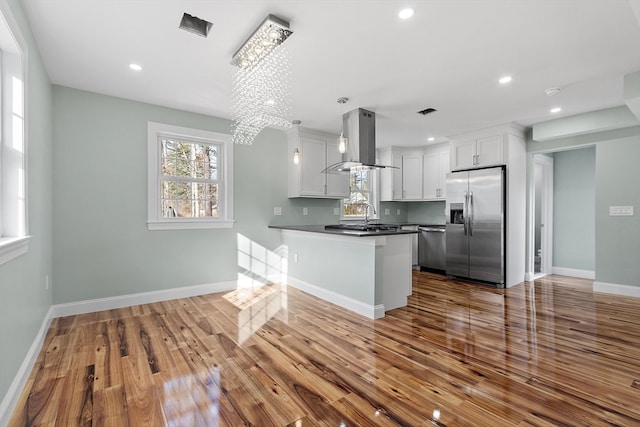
[532, 154, 553, 278]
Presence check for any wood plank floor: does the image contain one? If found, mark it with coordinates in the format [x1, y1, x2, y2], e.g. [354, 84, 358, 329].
[8, 272, 640, 426]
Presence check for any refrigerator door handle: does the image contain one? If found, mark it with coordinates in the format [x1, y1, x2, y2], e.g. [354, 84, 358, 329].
[463, 191, 468, 236]
[468, 191, 474, 236]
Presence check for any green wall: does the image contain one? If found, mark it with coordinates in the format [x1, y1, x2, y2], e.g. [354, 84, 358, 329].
[0, 0, 53, 407]
[51, 87, 350, 304]
[553, 147, 595, 271]
[595, 134, 640, 286]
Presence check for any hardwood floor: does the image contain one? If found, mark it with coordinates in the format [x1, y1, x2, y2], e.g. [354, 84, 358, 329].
[8, 272, 640, 426]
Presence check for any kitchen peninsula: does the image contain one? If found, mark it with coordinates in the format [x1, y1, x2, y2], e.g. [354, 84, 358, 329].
[269, 225, 416, 319]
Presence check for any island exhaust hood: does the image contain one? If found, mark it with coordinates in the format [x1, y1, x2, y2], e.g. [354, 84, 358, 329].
[322, 108, 396, 174]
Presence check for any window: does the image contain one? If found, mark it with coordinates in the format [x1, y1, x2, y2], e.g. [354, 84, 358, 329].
[0, 1, 29, 266]
[147, 122, 234, 230]
[341, 166, 379, 220]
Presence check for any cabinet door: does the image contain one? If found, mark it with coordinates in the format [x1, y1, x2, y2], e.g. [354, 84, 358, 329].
[392, 154, 403, 200]
[325, 139, 349, 197]
[451, 139, 476, 170]
[438, 150, 450, 198]
[476, 135, 503, 167]
[422, 152, 439, 199]
[300, 137, 326, 196]
[402, 155, 422, 200]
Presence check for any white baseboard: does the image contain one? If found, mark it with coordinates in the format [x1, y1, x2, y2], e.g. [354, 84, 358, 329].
[0, 306, 54, 427]
[593, 281, 640, 298]
[551, 266, 595, 280]
[287, 276, 384, 319]
[51, 280, 237, 318]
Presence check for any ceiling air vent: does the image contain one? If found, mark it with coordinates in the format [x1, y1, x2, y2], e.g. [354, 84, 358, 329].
[418, 108, 438, 115]
[179, 13, 213, 38]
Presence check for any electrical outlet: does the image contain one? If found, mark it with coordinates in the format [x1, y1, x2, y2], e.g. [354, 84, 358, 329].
[333, 207, 340, 215]
[384, 208, 390, 215]
[397, 209, 401, 215]
[303, 207, 308, 216]
[609, 206, 634, 216]
[274, 207, 282, 216]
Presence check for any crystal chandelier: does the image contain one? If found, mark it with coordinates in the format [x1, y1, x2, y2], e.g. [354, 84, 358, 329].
[231, 15, 293, 145]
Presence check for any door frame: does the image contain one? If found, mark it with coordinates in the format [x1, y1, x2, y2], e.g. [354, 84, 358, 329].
[526, 153, 554, 281]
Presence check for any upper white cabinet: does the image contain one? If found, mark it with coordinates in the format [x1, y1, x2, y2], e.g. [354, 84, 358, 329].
[287, 127, 349, 198]
[422, 144, 449, 200]
[379, 148, 424, 201]
[401, 154, 423, 200]
[379, 145, 449, 202]
[451, 134, 503, 170]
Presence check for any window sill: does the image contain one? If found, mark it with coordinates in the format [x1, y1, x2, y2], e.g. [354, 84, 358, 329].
[147, 220, 235, 231]
[0, 236, 31, 266]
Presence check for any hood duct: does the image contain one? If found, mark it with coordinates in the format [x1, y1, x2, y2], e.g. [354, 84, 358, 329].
[322, 108, 396, 174]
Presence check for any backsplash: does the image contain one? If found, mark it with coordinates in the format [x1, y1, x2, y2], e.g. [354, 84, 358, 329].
[407, 200, 446, 224]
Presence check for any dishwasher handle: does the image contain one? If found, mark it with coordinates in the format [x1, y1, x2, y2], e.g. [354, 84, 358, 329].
[418, 227, 446, 232]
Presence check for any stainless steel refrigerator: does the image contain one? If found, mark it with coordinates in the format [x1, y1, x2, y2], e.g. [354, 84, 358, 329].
[446, 166, 505, 287]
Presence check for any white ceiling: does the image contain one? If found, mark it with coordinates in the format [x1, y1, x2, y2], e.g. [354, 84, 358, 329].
[20, 0, 640, 148]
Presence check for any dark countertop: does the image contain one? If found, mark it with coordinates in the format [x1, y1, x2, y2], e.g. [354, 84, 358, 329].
[269, 224, 419, 237]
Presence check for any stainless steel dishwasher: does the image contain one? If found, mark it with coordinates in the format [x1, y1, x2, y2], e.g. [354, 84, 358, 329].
[418, 225, 446, 272]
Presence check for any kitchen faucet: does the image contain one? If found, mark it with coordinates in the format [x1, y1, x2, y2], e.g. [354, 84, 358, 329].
[364, 203, 377, 224]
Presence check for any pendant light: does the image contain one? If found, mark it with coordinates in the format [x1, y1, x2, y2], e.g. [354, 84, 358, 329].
[337, 97, 349, 154]
[292, 120, 301, 164]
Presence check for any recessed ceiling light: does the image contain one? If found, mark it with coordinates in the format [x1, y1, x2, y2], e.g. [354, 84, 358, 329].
[499, 75, 512, 84]
[427, 137, 435, 142]
[550, 107, 562, 113]
[399, 8, 415, 19]
[129, 63, 142, 71]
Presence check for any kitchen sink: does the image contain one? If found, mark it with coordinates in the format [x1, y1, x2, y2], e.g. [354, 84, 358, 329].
[324, 223, 400, 232]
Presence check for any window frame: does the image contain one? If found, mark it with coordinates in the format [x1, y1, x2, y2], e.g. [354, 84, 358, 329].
[0, 0, 30, 266]
[147, 122, 234, 230]
[340, 167, 380, 222]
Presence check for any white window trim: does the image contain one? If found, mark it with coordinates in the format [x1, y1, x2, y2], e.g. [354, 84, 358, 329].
[0, 235, 30, 265]
[147, 122, 234, 230]
[340, 168, 380, 222]
[0, 0, 29, 266]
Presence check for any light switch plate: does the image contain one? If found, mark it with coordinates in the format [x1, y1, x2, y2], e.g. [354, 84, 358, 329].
[333, 207, 340, 215]
[274, 207, 282, 216]
[609, 206, 634, 216]
[385, 208, 390, 215]
[303, 207, 308, 216]
[397, 209, 401, 215]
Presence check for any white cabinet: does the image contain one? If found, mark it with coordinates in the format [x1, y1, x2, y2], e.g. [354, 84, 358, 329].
[287, 128, 349, 198]
[379, 148, 402, 201]
[380, 146, 451, 202]
[400, 224, 419, 265]
[422, 145, 449, 200]
[451, 134, 503, 170]
[379, 148, 426, 201]
[401, 154, 423, 200]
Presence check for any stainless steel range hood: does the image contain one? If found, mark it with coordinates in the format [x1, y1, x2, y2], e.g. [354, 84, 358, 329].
[322, 108, 396, 174]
